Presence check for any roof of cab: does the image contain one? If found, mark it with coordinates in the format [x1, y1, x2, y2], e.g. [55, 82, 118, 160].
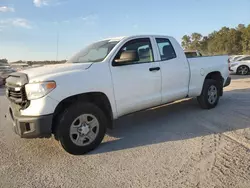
[104, 35, 173, 42]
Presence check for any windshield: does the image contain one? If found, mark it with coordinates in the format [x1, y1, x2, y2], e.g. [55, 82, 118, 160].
[233, 56, 244, 61]
[238, 56, 250, 61]
[67, 40, 119, 63]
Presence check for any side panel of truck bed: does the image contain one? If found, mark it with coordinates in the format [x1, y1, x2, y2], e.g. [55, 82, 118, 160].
[188, 55, 229, 97]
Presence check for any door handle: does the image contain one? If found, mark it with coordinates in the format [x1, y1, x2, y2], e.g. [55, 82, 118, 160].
[149, 67, 160, 71]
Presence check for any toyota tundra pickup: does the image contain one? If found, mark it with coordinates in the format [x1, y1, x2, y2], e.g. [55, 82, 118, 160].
[6, 35, 231, 155]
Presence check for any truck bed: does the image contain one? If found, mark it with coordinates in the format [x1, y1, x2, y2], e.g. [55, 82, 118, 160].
[187, 55, 229, 97]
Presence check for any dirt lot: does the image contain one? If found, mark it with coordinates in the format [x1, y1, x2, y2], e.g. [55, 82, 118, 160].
[0, 75, 250, 188]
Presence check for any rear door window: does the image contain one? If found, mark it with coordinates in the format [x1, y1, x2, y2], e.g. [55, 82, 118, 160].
[156, 38, 176, 61]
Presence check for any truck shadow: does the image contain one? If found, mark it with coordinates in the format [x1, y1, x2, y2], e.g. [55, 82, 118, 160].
[91, 88, 250, 155]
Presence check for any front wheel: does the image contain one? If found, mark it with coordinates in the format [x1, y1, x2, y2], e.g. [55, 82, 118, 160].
[197, 79, 220, 109]
[55, 102, 107, 155]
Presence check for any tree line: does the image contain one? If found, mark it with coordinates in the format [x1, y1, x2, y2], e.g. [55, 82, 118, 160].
[2, 24, 250, 62]
[0, 59, 66, 65]
[13, 60, 67, 65]
[181, 24, 250, 55]
[0, 59, 8, 64]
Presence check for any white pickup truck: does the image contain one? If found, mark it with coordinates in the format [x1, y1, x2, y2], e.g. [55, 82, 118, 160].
[6, 35, 231, 154]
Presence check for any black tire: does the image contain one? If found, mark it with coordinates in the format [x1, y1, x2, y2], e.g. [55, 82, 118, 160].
[55, 102, 107, 155]
[197, 79, 220, 109]
[236, 65, 249, 75]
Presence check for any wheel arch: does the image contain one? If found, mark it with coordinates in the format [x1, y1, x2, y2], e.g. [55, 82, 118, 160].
[202, 71, 224, 96]
[52, 92, 114, 134]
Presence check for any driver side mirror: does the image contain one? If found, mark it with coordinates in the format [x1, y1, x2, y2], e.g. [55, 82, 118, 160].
[114, 50, 139, 66]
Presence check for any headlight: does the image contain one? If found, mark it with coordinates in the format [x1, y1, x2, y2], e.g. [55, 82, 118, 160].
[25, 81, 56, 100]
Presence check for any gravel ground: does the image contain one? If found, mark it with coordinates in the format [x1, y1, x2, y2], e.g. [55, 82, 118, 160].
[0, 75, 250, 188]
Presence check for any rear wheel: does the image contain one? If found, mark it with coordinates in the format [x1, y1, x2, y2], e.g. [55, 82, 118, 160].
[197, 79, 220, 109]
[236, 65, 249, 75]
[55, 102, 107, 155]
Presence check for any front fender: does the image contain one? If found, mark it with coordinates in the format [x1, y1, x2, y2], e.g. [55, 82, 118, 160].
[20, 95, 59, 116]
[47, 63, 118, 119]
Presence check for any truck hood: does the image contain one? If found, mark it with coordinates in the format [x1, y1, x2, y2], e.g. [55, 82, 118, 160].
[20, 63, 93, 81]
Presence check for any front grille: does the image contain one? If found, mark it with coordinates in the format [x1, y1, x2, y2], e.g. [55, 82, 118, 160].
[9, 89, 22, 98]
[5, 72, 29, 109]
[7, 86, 27, 106]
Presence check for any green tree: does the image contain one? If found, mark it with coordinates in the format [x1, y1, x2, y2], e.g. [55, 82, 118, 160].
[241, 24, 250, 54]
[0, 59, 8, 64]
[190, 33, 203, 50]
[181, 35, 191, 50]
[181, 24, 250, 55]
[226, 28, 242, 54]
[200, 36, 209, 54]
[237, 24, 245, 31]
